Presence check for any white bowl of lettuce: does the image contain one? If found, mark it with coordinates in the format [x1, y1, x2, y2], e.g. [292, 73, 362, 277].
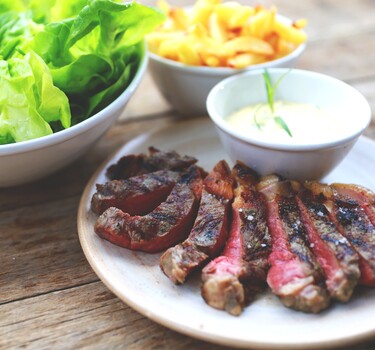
[0, 0, 164, 187]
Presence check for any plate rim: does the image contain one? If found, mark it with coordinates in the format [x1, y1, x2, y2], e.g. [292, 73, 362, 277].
[77, 118, 375, 349]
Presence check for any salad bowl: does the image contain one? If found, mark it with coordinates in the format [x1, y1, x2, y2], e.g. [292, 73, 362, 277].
[0, 0, 164, 187]
[0, 49, 148, 187]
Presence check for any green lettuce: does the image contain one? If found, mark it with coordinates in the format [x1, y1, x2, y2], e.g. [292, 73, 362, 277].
[0, 0, 164, 144]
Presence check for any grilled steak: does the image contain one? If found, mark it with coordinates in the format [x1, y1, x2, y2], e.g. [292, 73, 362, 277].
[91, 170, 180, 215]
[331, 183, 375, 227]
[160, 161, 234, 284]
[201, 162, 271, 315]
[106, 147, 198, 180]
[306, 182, 375, 287]
[295, 186, 360, 302]
[258, 175, 330, 313]
[94, 166, 203, 253]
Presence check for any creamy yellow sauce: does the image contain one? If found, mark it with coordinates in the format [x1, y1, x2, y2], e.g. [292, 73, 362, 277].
[226, 101, 349, 145]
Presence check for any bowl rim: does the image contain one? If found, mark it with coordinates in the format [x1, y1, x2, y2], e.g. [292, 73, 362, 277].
[0, 42, 148, 156]
[148, 42, 305, 76]
[206, 68, 372, 151]
[147, 12, 306, 76]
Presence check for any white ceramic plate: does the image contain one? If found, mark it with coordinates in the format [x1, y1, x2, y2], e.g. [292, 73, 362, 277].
[78, 118, 375, 349]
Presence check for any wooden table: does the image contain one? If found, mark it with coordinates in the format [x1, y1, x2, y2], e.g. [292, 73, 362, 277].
[1, 0, 375, 348]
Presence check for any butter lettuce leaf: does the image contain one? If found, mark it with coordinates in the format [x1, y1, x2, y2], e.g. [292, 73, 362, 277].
[0, 52, 71, 143]
[30, 0, 164, 121]
[0, 0, 164, 143]
[0, 57, 52, 143]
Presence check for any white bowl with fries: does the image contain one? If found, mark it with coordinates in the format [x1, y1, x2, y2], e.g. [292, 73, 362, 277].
[207, 68, 371, 180]
[147, 0, 307, 117]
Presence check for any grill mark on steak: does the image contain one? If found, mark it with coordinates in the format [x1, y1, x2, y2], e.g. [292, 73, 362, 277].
[201, 162, 271, 315]
[306, 182, 375, 287]
[160, 160, 234, 284]
[106, 147, 198, 180]
[258, 175, 330, 313]
[94, 166, 203, 253]
[331, 183, 375, 228]
[91, 170, 180, 215]
[333, 199, 375, 286]
[295, 187, 360, 302]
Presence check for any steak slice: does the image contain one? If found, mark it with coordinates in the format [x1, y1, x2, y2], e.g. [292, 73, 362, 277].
[106, 147, 198, 180]
[331, 183, 375, 227]
[295, 186, 360, 302]
[160, 160, 234, 284]
[306, 182, 375, 287]
[258, 175, 330, 313]
[91, 170, 180, 215]
[201, 162, 271, 315]
[94, 166, 203, 253]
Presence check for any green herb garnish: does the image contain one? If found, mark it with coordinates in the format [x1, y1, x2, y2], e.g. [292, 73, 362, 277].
[253, 104, 263, 131]
[253, 69, 293, 137]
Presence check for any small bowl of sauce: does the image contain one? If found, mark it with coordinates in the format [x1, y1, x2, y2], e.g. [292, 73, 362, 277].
[207, 68, 371, 180]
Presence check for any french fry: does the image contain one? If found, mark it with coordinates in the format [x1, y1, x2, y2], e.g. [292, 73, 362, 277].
[227, 53, 267, 68]
[188, 23, 208, 38]
[147, 0, 307, 68]
[224, 36, 274, 56]
[201, 53, 221, 67]
[208, 12, 227, 43]
[214, 2, 255, 29]
[248, 8, 276, 39]
[169, 8, 189, 30]
[274, 20, 307, 45]
[178, 43, 202, 65]
[293, 18, 308, 29]
[158, 38, 183, 60]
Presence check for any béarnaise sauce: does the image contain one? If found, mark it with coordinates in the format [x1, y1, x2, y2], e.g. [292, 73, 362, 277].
[226, 101, 350, 145]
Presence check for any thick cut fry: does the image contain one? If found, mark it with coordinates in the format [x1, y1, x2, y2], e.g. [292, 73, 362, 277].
[293, 18, 308, 29]
[227, 53, 267, 68]
[209, 12, 227, 43]
[170, 8, 189, 30]
[248, 8, 276, 39]
[224, 36, 274, 56]
[178, 43, 202, 65]
[214, 2, 255, 29]
[274, 21, 307, 45]
[201, 53, 221, 67]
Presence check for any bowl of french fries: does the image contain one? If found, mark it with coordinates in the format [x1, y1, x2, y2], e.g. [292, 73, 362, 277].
[147, 0, 307, 117]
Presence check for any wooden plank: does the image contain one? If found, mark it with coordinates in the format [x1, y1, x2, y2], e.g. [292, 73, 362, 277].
[1, 281, 374, 350]
[0, 282, 228, 350]
[263, 0, 375, 42]
[297, 30, 375, 81]
[120, 71, 172, 121]
[0, 196, 97, 304]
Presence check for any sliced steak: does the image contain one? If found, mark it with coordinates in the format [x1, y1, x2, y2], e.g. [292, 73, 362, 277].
[160, 161, 234, 284]
[331, 183, 375, 227]
[91, 170, 180, 215]
[258, 175, 330, 313]
[201, 162, 271, 315]
[295, 186, 360, 302]
[306, 182, 375, 287]
[106, 147, 198, 180]
[94, 166, 203, 253]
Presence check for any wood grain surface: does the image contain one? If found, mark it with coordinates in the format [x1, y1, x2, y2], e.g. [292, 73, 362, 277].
[1, 0, 375, 349]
